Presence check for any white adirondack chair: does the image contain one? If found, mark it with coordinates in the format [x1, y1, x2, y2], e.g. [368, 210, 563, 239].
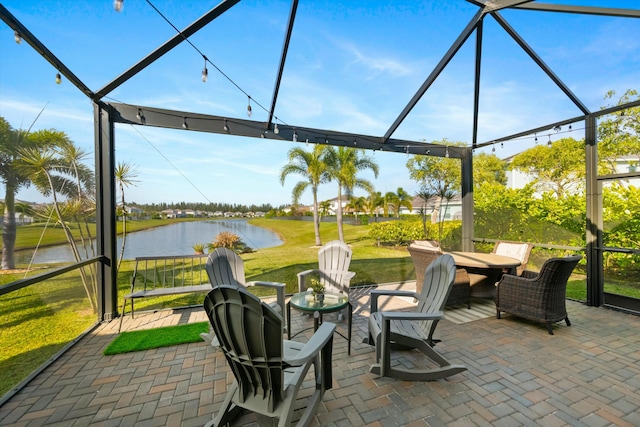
[297, 240, 355, 294]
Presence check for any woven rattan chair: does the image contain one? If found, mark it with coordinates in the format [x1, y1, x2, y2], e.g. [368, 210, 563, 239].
[204, 285, 335, 427]
[407, 241, 471, 308]
[495, 255, 581, 334]
[366, 254, 467, 381]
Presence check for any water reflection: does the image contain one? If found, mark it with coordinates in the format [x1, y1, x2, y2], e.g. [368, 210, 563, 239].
[15, 220, 283, 265]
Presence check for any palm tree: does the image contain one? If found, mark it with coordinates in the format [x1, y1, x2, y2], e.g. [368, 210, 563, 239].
[325, 147, 379, 242]
[365, 191, 383, 219]
[415, 188, 436, 239]
[18, 130, 97, 312]
[346, 196, 366, 223]
[280, 145, 330, 246]
[0, 117, 35, 270]
[394, 187, 414, 217]
[319, 200, 331, 221]
[115, 161, 139, 271]
[384, 191, 399, 217]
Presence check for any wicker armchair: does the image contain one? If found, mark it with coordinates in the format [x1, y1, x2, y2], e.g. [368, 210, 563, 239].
[495, 255, 581, 334]
[407, 241, 471, 308]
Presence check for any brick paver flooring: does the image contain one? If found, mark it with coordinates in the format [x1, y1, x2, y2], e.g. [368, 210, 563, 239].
[1, 284, 639, 426]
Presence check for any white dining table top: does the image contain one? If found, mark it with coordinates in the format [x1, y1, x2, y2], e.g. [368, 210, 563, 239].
[446, 251, 521, 269]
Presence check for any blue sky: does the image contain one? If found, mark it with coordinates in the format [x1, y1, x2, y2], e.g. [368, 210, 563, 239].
[1, 1, 639, 207]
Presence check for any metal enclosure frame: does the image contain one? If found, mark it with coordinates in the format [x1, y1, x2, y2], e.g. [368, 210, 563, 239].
[2, 1, 640, 320]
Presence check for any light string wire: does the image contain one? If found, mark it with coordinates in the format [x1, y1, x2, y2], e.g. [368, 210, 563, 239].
[144, 0, 287, 127]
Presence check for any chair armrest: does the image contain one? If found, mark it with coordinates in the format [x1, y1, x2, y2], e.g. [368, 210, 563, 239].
[379, 311, 443, 322]
[283, 322, 336, 366]
[247, 281, 286, 312]
[520, 270, 538, 280]
[297, 269, 319, 292]
[370, 289, 418, 313]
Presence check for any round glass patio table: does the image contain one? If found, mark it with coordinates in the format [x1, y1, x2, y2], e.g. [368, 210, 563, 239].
[287, 292, 352, 355]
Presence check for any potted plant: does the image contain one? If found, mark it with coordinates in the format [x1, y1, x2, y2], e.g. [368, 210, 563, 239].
[192, 243, 206, 254]
[308, 278, 325, 302]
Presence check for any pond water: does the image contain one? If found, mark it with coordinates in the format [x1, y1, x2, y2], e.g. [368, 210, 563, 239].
[15, 220, 283, 265]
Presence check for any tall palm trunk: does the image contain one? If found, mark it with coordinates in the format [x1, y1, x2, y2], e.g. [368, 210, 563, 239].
[336, 187, 345, 242]
[312, 190, 322, 246]
[2, 185, 16, 270]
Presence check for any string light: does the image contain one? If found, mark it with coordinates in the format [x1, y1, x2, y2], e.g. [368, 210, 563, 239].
[353, 139, 357, 146]
[445, 146, 449, 158]
[492, 144, 496, 153]
[14, 31, 22, 44]
[114, 0, 123, 12]
[247, 97, 252, 117]
[292, 130, 298, 142]
[223, 119, 229, 132]
[534, 133, 538, 144]
[55, 72, 62, 84]
[201, 57, 208, 83]
[305, 138, 309, 146]
[136, 108, 145, 124]
[182, 117, 188, 129]
[547, 135, 552, 146]
[501, 142, 504, 148]
[274, 123, 279, 134]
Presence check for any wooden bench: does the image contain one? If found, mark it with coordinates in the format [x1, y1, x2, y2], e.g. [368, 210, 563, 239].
[118, 254, 211, 332]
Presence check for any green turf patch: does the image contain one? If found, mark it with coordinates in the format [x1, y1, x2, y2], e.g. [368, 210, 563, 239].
[104, 322, 210, 355]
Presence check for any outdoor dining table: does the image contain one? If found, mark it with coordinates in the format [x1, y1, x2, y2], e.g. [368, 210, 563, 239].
[446, 251, 521, 298]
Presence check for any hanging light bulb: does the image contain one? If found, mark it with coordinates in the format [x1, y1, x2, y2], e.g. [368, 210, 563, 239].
[492, 145, 496, 153]
[223, 119, 229, 132]
[114, 0, 124, 12]
[136, 108, 145, 124]
[353, 139, 357, 146]
[547, 136, 551, 146]
[445, 146, 449, 158]
[247, 97, 252, 117]
[425, 149, 430, 155]
[305, 138, 309, 146]
[569, 124, 572, 130]
[274, 123, 279, 134]
[260, 132, 265, 138]
[14, 31, 22, 44]
[501, 142, 504, 148]
[534, 133, 538, 144]
[55, 72, 62, 84]
[182, 117, 188, 129]
[201, 65, 208, 82]
[292, 130, 298, 142]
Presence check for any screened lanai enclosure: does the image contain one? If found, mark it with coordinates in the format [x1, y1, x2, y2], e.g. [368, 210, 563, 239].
[1, 0, 640, 396]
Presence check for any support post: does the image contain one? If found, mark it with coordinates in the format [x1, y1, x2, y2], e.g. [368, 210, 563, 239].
[94, 103, 118, 321]
[585, 114, 603, 306]
[460, 147, 474, 252]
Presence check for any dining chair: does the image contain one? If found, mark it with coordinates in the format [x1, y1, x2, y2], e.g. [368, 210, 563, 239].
[495, 255, 582, 334]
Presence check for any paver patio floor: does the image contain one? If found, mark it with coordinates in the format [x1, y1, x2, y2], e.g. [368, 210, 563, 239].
[1, 283, 639, 426]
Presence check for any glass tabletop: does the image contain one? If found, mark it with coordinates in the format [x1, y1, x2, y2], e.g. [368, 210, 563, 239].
[289, 292, 348, 312]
